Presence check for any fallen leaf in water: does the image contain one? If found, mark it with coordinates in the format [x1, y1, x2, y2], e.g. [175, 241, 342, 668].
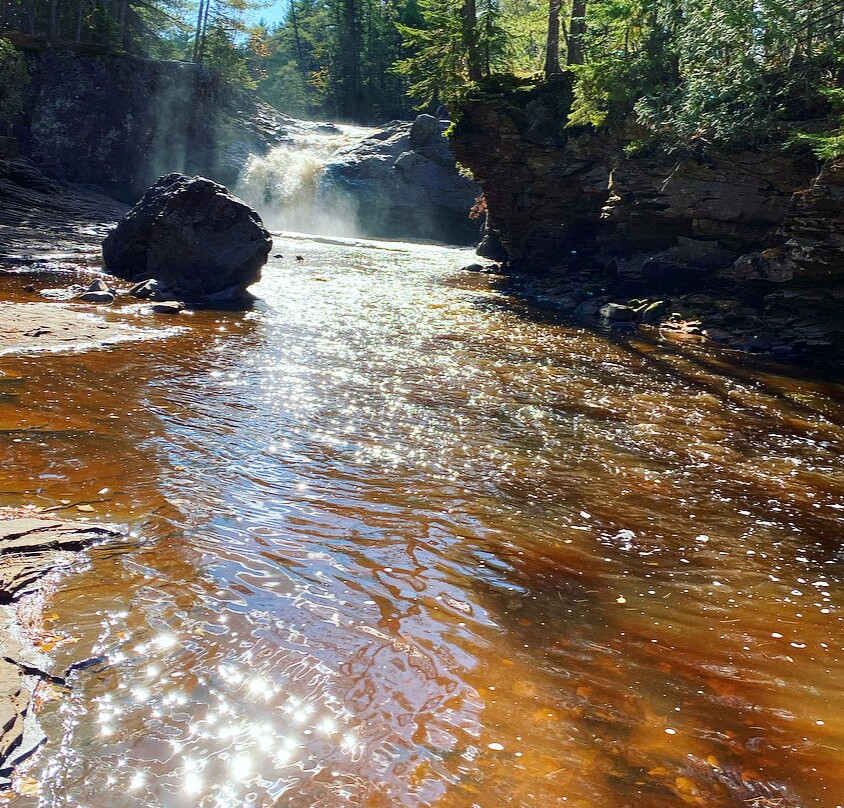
[76, 504, 95, 513]
[616, 595, 627, 604]
[16, 778, 40, 797]
[674, 776, 699, 798]
[34, 681, 69, 706]
[36, 631, 80, 652]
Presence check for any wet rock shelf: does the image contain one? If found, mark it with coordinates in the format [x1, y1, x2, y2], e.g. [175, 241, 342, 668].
[0, 518, 119, 788]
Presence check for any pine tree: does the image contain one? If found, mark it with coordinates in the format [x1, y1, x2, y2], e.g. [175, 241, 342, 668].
[394, 0, 503, 107]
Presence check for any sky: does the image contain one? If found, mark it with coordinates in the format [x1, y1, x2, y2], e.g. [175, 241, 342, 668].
[252, 1, 288, 27]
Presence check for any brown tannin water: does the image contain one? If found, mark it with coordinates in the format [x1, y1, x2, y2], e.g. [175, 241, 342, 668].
[1, 235, 842, 808]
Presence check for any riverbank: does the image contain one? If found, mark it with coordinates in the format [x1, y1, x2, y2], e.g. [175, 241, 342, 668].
[0, 160, 185, 791]
[497, 269, 844, 369]
[0, 515, 119, 792]
[0, 157, 127, 258]
[1, 157, 195, 355]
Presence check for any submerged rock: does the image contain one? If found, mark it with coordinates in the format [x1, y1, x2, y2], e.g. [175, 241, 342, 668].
[102, 174, 272, 307]
[76, 290, 115, 305]
[0, 302, 166, 354]
[0, 517, 120, 785]
[600, 303, 635, 322]
[151, 301, 185, 315]
[39, 284, 85, 301]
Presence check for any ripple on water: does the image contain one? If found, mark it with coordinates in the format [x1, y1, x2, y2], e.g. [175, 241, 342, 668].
[1, 236, 842, 808]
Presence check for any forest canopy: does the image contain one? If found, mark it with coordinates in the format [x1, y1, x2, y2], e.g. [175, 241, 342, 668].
[0, 0, 841, 153]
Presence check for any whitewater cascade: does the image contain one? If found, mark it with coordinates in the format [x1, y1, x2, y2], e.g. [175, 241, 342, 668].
[235, 123, 374, 237]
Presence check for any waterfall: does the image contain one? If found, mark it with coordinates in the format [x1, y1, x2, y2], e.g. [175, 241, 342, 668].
[235, 123, 374, 237]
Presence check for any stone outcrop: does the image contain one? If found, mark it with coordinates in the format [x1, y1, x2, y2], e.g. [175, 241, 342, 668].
[0, 301, 173, 354]
[13, 41, 292, 202]
[733, 158, 844, 284]
[450, 79, 843, 362]
[725, 158, 844, 355]
[102, 174, 272, 306]
[8, 41, 480, 247]
[320, 114, 480, 244]
[0, 157, 126, 255]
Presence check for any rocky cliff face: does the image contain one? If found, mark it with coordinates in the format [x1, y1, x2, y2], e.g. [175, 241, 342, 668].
[11, 45, 478, 245]
[14, 43, 291, 202]
[451, 80, 843, 362]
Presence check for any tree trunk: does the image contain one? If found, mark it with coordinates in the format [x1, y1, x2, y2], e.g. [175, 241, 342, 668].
[805, 0, 814, 59]
[23, 0, 35, 35]
[198, 0, 213, 63]
[289, 0, 304, 68]
[118, 0, 128, 49]
[193, 0, 206, 62]
[49, 0, 60, 38]
[566, 0, 587, 66]
[340, 0, 361, 117]
[461, 0, 483, 82]
[544, 0, 562, 76]
[76, 0, 86, 42]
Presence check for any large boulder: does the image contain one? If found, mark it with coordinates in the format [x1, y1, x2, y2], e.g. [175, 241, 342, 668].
[319, 115, 480, 245]
[102, 173, 272, 306]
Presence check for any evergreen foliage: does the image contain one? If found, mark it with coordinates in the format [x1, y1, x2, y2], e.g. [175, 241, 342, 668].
[792, 88, 844, 159]
[0, 0, 192, 54]
[0, 35, 28, 127]
[0, 0, 839, 149]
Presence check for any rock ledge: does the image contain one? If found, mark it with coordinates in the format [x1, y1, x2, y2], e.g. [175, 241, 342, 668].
[0, 518, 119, 788]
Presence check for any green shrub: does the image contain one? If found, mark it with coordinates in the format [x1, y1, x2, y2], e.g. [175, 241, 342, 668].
[791, 88, 844, 160]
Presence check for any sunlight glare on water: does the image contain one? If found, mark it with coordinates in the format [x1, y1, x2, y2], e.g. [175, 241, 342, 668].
[0, 235, 842, 808]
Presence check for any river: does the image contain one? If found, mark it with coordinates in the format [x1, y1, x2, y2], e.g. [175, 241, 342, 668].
[0, 234, 842, 808]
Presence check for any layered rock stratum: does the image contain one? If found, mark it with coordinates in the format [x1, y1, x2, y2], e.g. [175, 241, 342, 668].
[450, 80, 843, 362]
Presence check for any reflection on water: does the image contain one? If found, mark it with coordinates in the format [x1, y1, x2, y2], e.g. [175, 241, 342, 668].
[0, 236, 842, 808]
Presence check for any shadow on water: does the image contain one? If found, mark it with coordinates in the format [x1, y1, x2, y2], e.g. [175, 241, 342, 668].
[475, 283, 844, 423]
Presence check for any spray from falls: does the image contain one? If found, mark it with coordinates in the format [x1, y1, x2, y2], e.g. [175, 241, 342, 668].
[236, 124, 374, 237]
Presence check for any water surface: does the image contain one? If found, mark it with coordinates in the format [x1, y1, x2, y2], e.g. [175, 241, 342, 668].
[1, 236, 842, 808]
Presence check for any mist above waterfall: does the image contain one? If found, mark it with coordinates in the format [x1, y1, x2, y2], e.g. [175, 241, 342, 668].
[235, 124, 373, 237]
